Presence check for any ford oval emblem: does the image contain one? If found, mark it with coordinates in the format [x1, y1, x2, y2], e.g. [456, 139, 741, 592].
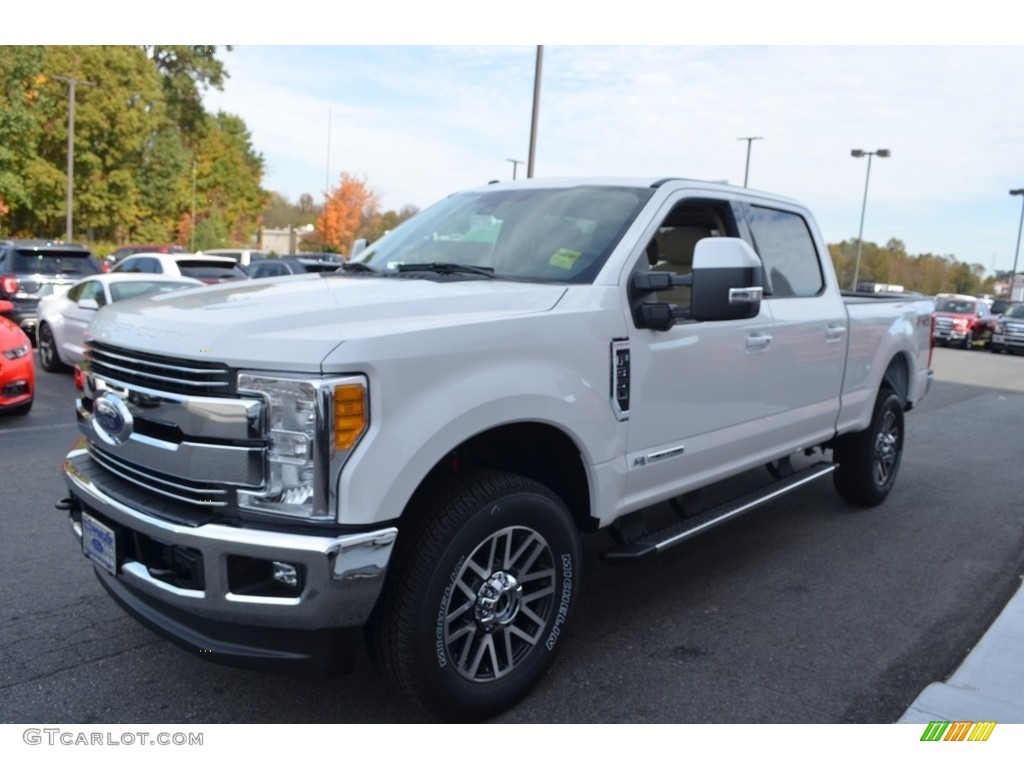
[93, 392, 134, 446]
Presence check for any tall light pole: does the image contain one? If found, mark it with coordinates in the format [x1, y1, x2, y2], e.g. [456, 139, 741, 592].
[51, 75, 94, 242]
[737, 136, 762, 187]
[850, 148, 891, 291]
[1010, 189, 1024, 300]
[527, 45, 543, 179]
[506, 158, 525, 180]
[191, 160, 198, 252]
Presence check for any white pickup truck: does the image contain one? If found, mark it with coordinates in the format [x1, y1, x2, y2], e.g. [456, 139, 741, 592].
[61, 177, 933, 721]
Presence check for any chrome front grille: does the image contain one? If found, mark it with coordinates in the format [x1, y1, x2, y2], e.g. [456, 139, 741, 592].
[89, 444, 230, 507]
[87, 341, 232, 396]
[78, 344, 267, 518]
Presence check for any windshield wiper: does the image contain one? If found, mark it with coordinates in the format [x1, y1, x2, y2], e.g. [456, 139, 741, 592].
[394, 262, 496, 278]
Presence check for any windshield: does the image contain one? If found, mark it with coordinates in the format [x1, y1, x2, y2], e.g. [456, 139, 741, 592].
[109, 281, 197, 302]
[1003, 304, 1024, 319]
[935, 298, 977, 313]
[356, 185, 653, 283]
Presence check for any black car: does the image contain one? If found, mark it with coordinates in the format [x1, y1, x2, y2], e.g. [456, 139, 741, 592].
[245, 256, 343, 279]
[0, 239, 102, 340]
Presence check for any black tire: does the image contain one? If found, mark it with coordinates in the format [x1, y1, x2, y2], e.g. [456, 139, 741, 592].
[367, 470, 581, 722]
[832, 387, 904, 507]
[37, 323, 66, 372]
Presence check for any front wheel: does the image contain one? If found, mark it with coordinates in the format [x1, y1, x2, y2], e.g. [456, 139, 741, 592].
[832, 387, 904, 507]
[367, 470, 581, 722]
[962, 331, 974, 350]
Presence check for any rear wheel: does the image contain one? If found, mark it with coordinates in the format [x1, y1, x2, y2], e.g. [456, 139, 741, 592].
[368, 470, 581, 722]
[832, 387, 904, 507]
[37, 323, 66, 372]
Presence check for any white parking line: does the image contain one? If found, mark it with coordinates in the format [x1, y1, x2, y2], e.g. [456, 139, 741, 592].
[0, 421, 78, 435]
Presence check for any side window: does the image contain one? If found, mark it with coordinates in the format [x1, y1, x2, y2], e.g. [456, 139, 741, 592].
[66, 283, 84, 301]
[746, 206, 823, 298]
[78, 280, 107, 307]
[137, 258, 160, 274]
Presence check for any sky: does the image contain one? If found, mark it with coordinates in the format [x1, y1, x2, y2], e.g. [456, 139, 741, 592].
[197, 43, 1024, 274]
[13, 3, 1024, 275]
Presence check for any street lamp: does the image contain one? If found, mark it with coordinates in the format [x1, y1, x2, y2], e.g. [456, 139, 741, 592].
[737, 136, 763, 187]
[527, 45, 543, 179]
[850, 148, 891, 291]
[1010, 189, 1024, 300]
[506, 159, 525, 180]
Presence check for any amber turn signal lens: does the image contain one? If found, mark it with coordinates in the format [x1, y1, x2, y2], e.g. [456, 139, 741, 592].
[333, 384, 366, 450]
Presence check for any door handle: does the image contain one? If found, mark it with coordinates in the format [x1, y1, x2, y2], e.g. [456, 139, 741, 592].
[826, 324, 846, 342]
[746, 333, 772, 350]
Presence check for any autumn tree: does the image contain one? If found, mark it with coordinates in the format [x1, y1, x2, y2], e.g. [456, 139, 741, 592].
[0, 45, 264, 247]
[315, 173, 379, 256]
[362, 204, 419, 243]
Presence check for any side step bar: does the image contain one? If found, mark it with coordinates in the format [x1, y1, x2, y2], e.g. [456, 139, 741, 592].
[603, 462, 837, 562]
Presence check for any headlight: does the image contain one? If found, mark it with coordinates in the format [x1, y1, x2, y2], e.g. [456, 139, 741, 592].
[997, 322, 1007, 333]
[237, 373, 368, 521]
[2, 344, 29, 360]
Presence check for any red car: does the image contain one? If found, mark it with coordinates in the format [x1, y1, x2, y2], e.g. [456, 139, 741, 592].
[0, 299, 34, 415]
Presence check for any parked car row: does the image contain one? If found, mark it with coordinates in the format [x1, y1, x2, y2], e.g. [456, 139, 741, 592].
[0, 239, 103, 340]
[930, 293, 1019, 352]
[0, 242, 350, 420]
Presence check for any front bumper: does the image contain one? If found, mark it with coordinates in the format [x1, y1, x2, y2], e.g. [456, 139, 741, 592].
[63, 443, 397, 676]
[992, 332, 1024, 351]
[933, 328, 970, 343]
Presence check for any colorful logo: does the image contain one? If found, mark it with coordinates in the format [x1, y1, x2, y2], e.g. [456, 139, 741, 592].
[920, 721, 996, 741]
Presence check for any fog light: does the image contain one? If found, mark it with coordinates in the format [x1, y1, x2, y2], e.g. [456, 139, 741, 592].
[272, 561, 299, 589]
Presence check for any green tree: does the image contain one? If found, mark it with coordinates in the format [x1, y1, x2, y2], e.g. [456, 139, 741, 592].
[194, 111, 267, 246]
[147, 45, 230, 138]
[0, 46, 46, 235]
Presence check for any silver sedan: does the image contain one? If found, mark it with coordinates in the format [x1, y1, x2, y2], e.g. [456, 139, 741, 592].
[35, 273, 202, 372]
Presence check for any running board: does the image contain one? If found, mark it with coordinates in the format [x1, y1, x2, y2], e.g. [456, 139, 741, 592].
[603, 462, 837, 562]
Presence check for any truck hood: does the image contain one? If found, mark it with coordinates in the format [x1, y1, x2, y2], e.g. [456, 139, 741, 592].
[85, 273, 567, 371]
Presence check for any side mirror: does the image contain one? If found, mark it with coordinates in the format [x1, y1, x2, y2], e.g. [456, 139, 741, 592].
[78, 298, 100, 311]
[689, 238, 764, 322]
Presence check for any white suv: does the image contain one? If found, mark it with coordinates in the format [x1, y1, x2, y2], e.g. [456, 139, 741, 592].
[111, 253, 248, 283]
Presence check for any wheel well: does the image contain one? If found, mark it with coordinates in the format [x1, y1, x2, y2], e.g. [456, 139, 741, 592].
[412, 423, 594, 532]
[881, 354, 910, 407]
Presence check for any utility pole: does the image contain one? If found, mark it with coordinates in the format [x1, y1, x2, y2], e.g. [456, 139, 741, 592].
[737, 136, 763, 187]
[191, 160, 198, 252]
[51, 75, 94, 242]
[527, 46, 543, 179]
[506, 159, 525, 180]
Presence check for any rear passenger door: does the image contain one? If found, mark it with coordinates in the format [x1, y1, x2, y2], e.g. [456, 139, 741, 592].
[740, 202, 847, 449]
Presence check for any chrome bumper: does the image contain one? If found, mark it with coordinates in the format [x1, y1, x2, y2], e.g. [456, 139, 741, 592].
[63, 444, 397, 632]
